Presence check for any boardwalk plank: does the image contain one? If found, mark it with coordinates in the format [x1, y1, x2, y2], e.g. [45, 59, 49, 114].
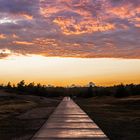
[32, 97, 109, 140]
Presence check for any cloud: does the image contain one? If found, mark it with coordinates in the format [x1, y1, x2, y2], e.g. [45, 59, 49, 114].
[0, 0, 139, 59]
[22, 14, 33, 20]
[53, 17, 115, 35]
[0, 49, 11, 58]
[0, 34, 6, 39]
[13, 41, 34, 45]
[0, 0, 39, 15]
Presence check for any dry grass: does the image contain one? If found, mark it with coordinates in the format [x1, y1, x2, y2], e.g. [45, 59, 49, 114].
[0, 90, 61, 140]
[76, 95, 140, 140]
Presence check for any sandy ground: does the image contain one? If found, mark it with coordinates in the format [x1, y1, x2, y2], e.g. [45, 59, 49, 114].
[75, 95, 140, 140]
[0, 90, 61, 140]
[0, 89, 139, 140]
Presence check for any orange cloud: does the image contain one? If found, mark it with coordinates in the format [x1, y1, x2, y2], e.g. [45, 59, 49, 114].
[40, 0, 92, 18]
[14, 41, 34, 45]
[129, 17, 140, 28]
[134, 17, 140, 22]
[22, 14, 33, 20]
[108, 5, 132, 19]
[34, 38, 58, 46]
[0, 49, 11, 58]
[40, 7, 61, 18]
[32, 37, 94, 57]
[12, 34, 19, 39]
[53, 17, 115, 35]
[0, 34, 6, 39]
[0, 0, 139, 59]
[108, 4, 140, 20]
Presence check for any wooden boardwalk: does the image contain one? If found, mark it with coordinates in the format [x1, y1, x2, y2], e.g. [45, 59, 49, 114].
[32, 97, 109, 140]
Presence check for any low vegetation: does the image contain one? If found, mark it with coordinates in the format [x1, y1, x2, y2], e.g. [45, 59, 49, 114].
[75, 96, 140, 140]
[0, 90, 60, 140]
[0, 80, 140, 98]
[0, 81, 139, 140]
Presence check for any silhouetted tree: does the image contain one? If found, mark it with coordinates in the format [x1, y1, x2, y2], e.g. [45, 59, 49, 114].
[5, 82, 12, 92]
[1, 80, 139, 98]
[0, 84, 4, 89]
[7, 82, 12, 89]
[26, 82, 35, 94]
[17, 80, 25, 92]
[86, 82, 94, 98]
[115, 84, 128, 98]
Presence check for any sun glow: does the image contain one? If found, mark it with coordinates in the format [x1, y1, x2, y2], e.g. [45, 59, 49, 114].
[0, 55, 140, 86]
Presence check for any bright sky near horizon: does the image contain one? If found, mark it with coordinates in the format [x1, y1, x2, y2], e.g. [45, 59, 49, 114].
[0, 0, 140, 86]
[0, 55, 140, 86]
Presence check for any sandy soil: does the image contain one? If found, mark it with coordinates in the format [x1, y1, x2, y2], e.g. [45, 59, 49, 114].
[0, 90, 61, 140]
[75, 95, 140, 140]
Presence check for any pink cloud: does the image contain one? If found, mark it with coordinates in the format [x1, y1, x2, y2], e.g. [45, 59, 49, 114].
[0, 0, 139, 59]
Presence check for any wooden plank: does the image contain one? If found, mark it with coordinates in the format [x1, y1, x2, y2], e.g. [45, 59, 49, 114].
[32, 97, 109, 140]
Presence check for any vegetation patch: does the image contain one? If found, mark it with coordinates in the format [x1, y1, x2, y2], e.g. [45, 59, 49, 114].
[76, 96, 140, 140]
[0, 90, 60, 140]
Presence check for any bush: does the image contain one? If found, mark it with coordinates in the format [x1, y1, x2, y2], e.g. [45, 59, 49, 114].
[115, 84, 129, 98]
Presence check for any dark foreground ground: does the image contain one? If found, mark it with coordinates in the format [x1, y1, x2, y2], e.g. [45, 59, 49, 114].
[0, 90, 61, 140]
[0, 90, 140, 140]
[75, 95, 140, 140]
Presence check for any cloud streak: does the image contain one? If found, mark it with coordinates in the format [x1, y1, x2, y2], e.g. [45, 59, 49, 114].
[0, 0, 140, 58]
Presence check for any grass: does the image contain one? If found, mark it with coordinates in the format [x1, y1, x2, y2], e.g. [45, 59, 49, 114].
[0, 90, 61, 140]
[75, 95, 140, 140]
[0, 89, 139, 140]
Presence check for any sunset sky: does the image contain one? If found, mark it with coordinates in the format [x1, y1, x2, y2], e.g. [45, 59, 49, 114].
[0, 0, 140, 86]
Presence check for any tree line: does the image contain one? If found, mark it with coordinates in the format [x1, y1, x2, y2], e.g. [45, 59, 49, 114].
[0, 80, 139, 98]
